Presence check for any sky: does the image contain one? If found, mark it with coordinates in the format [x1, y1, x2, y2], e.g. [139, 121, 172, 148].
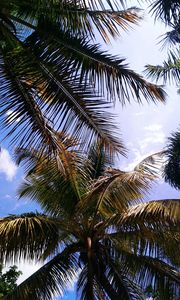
[0, 1, 179, 300]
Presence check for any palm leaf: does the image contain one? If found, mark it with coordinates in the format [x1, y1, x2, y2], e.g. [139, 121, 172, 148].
[1, 43, 125, 155]
[109, 224, 180, 267]
[79, 7, 141, 42]
[109, 238, 180, 299]
[122, 200, 180, 225]
[5, 244, 79, 300]
[77, 264, 96, 300]
[104, 258, 144, 300]
[133, 151, 165, 177]
[0, 52, 66, 163]
[160, 23, 180, 47]
[117, 249, 180, 299]
[164, 130, 180, 189]
[25, 27, 166, 104]
[84, 141, 115, 180]
[11, 6, 142, 42]
[145, 50, 180, 85]
[18, 165, 82, 216]
[0, 213, 60, 263]
[79, 160, 157, 218]
[134, 256, 180, 298]
[149, 0, 180, 25]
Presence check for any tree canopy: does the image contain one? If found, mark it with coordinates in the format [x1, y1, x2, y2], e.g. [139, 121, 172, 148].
[0, 145, 179, 299]
[0, 265, 22, 299]
[0, 0, 166, 160]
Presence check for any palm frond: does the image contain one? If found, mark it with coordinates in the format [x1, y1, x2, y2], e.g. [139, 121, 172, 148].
[122, 199, 180, 225]
[133, 151, 165, 177]
[164, 130, 180, 189]
[160, 23, 180, 47]
[77, 264, 96, 300]
[18, 167, 82, 216]
[5, 244, 79, 300]
[1, 44, 125, 155]
[25, 27, 166, 104]
[108, 235, 180, 299]
[0, 213, 60, 263]
[14, 131, 78, 175]
[117, 249, 180, 299]
[149, 0, 180, 25]
[109, 224, 180, 267]
[79, 166, 155, 220]
[5, 0, 140, 45]
[84, 141, 115, 180]
[70, 0, 125, 11]
[0, 52, 67, 166]
[104, 258, 144, 300]
[11, 6, 142, 42]
[136, 256, 180, 297]
[145, 50, 180, 85]
[73, 7, 141, 42]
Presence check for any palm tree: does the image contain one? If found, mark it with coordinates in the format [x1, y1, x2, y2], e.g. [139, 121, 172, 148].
[145, 0, 179, 86]
[0, 144, 179, 299]
[0, 0, 166, 158]
[145, 1, 180, 191]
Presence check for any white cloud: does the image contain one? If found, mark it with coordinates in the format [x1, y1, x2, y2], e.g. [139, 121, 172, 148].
[140, 133, 165, 151]
[133, 111, 145, 116]
[144, 124, 163, 132]
[0, 148, 17, 181]
[140, 124, 165, 151]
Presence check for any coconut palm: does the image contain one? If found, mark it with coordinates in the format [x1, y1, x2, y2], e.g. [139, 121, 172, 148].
[145, 1, 180, 191]
[0, 0, 166, 158]
[0, 144, 179, 300]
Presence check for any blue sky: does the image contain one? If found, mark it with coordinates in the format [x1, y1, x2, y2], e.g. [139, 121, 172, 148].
[0, 2, 179, 300]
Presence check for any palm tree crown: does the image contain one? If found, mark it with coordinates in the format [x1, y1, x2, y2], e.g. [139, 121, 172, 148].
[0, 0, 166, 158]
[0, 144, 179, 300]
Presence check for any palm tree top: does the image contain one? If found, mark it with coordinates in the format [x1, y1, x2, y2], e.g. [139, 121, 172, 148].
[0, 145, 179, 299]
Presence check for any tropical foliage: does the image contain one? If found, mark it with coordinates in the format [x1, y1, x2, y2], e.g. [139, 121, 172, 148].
[0, 0, 166, 158]
[164, 130, 180, 189]
[145, 0, 180, 190]
[0, 265, 22, 299]
[0, 145, 179, 299]
[145, 50, 180, 86]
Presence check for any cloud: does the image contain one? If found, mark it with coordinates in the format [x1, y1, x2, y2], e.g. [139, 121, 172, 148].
[133, 111, 145, 116]
[140, 124, 165, 151]
[144, 124, 162, 132]
[0, 148, 17, 181]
